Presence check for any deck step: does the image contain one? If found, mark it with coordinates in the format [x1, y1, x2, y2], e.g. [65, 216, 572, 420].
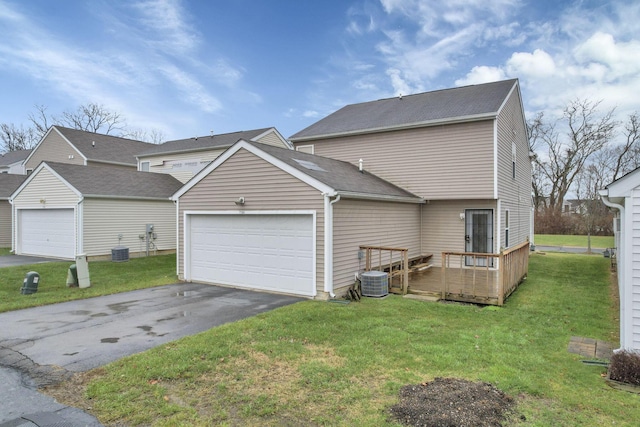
[411, 263, 432, 271]
[404, 294, 440, 302]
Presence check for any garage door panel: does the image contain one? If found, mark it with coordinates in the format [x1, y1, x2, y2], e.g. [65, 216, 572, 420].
[19, 209, 75, 259]
[189, 214, 314, 296]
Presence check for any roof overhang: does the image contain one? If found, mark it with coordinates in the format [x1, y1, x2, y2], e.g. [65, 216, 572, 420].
[335, 191, 424, 204]
[137, 144, 234, 160]
[290, 112, 498, 143]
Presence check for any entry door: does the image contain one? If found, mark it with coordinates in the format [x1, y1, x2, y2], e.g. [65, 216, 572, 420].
[465, 209, 494, 267]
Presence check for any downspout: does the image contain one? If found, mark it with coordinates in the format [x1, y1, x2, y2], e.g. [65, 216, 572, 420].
[599, 190, 626, 351]
[324, 193, 340, 298]
[174, 199, 179, 277]
[8, 197, 15, 254]
[76, 197, 84, 256]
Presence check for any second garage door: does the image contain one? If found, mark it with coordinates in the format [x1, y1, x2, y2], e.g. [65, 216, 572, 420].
[188, 213, 315, 296]
[19, 208, 75, 259]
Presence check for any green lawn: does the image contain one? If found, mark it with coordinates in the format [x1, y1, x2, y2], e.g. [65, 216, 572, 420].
[0, 254, 176, 313]
[46, 253, 637, 426]
[0, 247, 11, 256]
[534, 234, 614, 248]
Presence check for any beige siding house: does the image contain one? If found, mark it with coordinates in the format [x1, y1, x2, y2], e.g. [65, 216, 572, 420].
[10, 162, 182, 260]
[600, 167, 640, 352]
[0, 149, 31, 174]
[23, 126, 154, 173]
[290, 79, 532, 267]
[0, 174, 26, 247]
[173, 140, 423, 298]
[137, 128, 292, 183]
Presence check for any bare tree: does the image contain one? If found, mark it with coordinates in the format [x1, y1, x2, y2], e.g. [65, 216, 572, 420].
[56, 103, 125, 135]
[529, 99, 616, 213]
[0, 123, 39, 152]
[124, 128, 166, 144]
[574, 163, 613, 252]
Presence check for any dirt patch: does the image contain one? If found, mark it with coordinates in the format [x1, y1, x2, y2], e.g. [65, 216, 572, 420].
[390, 377, 515, 427]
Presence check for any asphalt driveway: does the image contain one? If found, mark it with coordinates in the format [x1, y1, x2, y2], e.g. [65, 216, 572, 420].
[0, 282, 302, 426]
[0, 254, 67, 268]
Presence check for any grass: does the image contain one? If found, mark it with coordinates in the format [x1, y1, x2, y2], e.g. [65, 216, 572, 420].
[0, 247, 11, 256]
[534, 234, 614, 248]
[0, 254, 176, 313]
[48, 252, 639, 426]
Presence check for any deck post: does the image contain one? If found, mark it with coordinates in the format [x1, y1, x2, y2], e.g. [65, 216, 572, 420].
[403, 250, 409, 295]
[498, 251, 504, 306]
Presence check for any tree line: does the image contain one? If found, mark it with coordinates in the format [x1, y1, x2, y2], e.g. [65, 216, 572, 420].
[529, 99, 639, 238]
[1, 103, 165, 152]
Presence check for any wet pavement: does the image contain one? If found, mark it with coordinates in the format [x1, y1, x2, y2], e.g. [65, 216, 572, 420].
[0, 282, 302, 426]
[0, 255, 67, 268]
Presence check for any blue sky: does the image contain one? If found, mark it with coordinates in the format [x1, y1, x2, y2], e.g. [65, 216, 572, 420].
[0, 0, 638, 141]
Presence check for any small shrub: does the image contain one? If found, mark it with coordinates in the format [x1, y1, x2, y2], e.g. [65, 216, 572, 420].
[608, 350, 640, 386]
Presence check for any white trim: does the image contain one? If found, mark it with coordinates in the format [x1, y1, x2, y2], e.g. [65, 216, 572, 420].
[493, 119, 498, 199]
[10, 162, 83, 201]
[183, 210, 317, 297]
[336, 191, 423, 204]
[175, 199, 180, 277]
[173, 140, 335, 200]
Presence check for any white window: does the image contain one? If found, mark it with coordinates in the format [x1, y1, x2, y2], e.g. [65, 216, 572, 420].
[511, 142, 517, 179]
[140, 161, 150, 172]
[296, 144, 314, 154]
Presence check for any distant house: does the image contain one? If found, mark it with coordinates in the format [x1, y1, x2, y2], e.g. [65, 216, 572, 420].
[0, 174, 27, 248]
[0, 149, 31, 174]
[137, 128, 291, 183]
[290, 79, 532, 267]
[600, 167, 640, 352]
[23, 126, 154, 173]
[10, 162, 182, 260]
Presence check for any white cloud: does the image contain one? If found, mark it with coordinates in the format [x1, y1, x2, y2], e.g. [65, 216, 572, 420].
[131, 0, 200, 53]
[303, 110, 320, 118]
[506, 49, 556, 78]
[455, 66, 506, 86]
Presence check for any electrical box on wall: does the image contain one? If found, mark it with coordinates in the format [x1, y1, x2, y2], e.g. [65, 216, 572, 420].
[146, 224, 154, 233]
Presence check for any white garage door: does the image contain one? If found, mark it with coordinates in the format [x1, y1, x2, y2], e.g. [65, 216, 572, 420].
[20, 209, 75, 259]
[188, 214, 314, 296]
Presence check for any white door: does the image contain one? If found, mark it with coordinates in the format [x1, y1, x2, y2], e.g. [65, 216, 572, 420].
[20, 209, 75, 259]
[188, 214, 314, 296]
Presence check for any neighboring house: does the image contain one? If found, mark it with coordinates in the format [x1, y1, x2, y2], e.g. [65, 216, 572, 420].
[23, 126, 154, 174]
[172, 140, 424, 298]
[0, 174, 27, 247]
[290, 79, 532, 267]
[0, 149, 31, 174]
[137, 128, 291, 183]
[10, 162, 183, 260]
[599, 167, 640, 352]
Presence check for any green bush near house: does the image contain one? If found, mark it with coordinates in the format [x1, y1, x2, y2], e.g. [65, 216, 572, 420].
[0, 254, 176, 313]
[56, 253, 636, 426]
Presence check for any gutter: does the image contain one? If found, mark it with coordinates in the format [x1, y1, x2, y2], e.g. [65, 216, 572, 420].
[82, 194, 175, 201]
[599, 188, 626, 352]
[324, 194, 341, 298]
[335, 191, 424, 204]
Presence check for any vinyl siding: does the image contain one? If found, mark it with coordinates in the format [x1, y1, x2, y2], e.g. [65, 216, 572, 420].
[140, 149, 226, 183]
[422, 199, 497, 266]
[332, 199, 421, 294]
[13, 168, 79, 206]
[82, 198, 175, 257]
[632, 187, 640, 349]
[293, 120, 495, 199]
[177, 148, 325, 294]
[25, 129, 85, 169]
[496, 87, 532, 248]
[254, 130, 289, 148]
[0, 201, 10, 247]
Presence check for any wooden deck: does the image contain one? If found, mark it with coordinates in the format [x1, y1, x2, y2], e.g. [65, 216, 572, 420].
[403, 267, 501, 305]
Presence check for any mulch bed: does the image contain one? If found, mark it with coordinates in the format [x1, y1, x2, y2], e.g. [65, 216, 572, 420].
[389, 377, 515, 427]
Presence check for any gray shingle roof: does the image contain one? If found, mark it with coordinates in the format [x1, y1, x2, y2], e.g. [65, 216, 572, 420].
[290, 79, 518, 140]
[55, 126, 155, 166]
[0, 174, 27, 199]
[0, 149, 31, 167]
[138, 128, 272, 157]
[44, 162, 183, 199]
[247, 142, 422, 201]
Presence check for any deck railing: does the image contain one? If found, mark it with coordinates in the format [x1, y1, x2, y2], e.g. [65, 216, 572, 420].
[441, 241, 529, 305]
[360, 245, 409, 294]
